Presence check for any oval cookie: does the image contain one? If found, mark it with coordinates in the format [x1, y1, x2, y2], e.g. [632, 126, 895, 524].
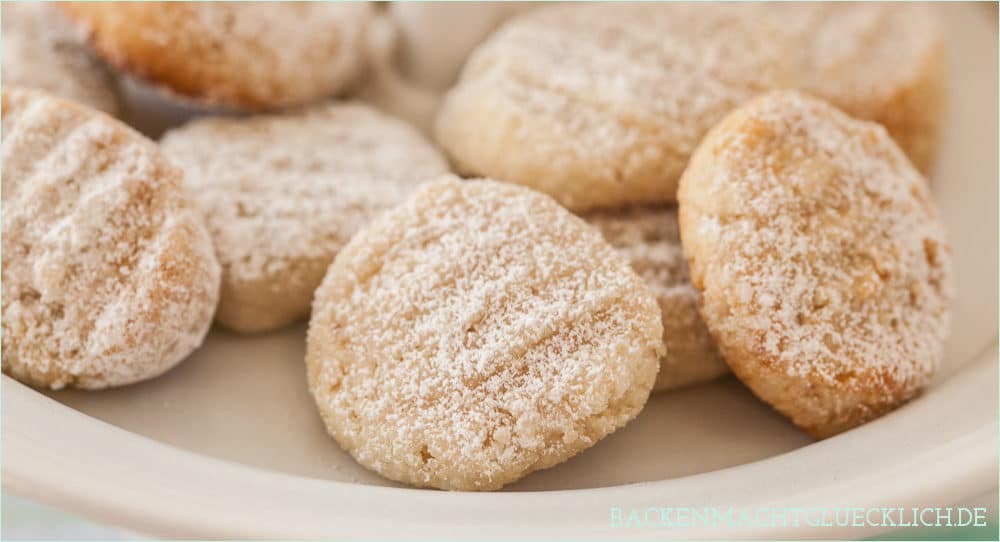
[2, 88, 220, 389]
[586, 206, 727, 391]
[678, 91, 952, 438]
[436, 3, 943, 211]
[161, 103, 449, 333]
[307, 177, 663, 490]
[62, 2, 373, 109]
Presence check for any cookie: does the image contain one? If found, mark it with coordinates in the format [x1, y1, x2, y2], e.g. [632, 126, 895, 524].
[678, 91, 952, 438]
[1, 88, 220, 390]
[307, 177, 662, 490]
[435, 3, 943, 212]
[61, 2, 372, 109]
[2, 3, 121, 115]
[585, 206, 727, 391]
[160, 103, 449, 334]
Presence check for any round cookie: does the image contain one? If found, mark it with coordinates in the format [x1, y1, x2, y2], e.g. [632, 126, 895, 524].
[160, 103, 449, 334]
[585, 206, 728, 391]
[435, 3, 943, 212]
[61, 2, 372, 109]
[1, 88, 220, 390]
[2, 3, 121, 115]
[678, 90, 952, 438]
[307, 177, 663, 490]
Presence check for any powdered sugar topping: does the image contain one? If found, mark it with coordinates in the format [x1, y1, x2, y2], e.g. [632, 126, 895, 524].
[682, 90, 951, 391]
[2, 88, 220, 389]
[307, 178, 662, 490]
[161, 103, 449, 285]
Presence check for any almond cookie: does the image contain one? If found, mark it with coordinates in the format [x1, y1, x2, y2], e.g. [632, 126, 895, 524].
[436, 3, 943, 212]
[2, 3, 121, 115]
[161, 103, 449, 334]
[307, 177, 663, 490]
[678, 91, 952, 438]
[61, 2, 372, 109]
[1, 88, 220, 390]
[586, 206, 727, 391]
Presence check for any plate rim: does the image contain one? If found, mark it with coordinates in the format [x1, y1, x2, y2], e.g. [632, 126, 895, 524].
[4, 5, 997, 539]
[4, 341, 996, 539]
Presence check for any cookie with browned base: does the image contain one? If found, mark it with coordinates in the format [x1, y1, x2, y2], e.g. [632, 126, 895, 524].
[678, 91, 951, 438]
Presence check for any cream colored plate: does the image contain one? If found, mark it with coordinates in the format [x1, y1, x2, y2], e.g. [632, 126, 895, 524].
[3, 4, 997, 539]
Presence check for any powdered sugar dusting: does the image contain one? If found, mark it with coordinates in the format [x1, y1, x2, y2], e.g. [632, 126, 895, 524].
[436, 2, 941, 210]
[160, 102, 449, 332]
[2, 88, 220, 389]
[679, 90, 952, 436]
[585, 206, 728, 390]
[306, 178, 662, 490]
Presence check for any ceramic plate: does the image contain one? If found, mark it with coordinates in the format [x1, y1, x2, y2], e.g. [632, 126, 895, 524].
[3, 4, 997, 539]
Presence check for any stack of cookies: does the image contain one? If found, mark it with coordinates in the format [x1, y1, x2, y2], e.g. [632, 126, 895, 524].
[2, 2, 952, 491]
